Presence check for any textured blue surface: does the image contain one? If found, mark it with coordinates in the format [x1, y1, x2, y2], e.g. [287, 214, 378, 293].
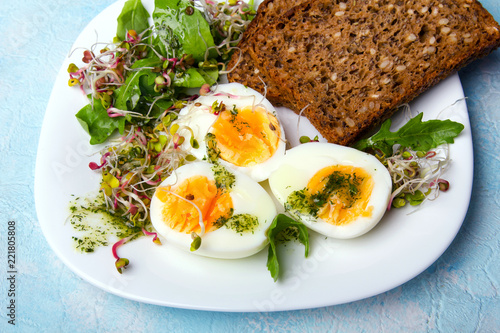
[0, 0, 499, 332]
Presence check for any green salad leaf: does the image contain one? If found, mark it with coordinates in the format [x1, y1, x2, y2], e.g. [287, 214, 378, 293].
[76, 97, 126, 145]
[173, 67, 218, 88]
[267, 214, 309, 282]
[352, 112, 465, 156]
[116, 0, 151, 40]
[130, 57, 163, 69]
[153, 0, 217, 61]
[113, 70, 148, 112]
[113, 69, 171, 112]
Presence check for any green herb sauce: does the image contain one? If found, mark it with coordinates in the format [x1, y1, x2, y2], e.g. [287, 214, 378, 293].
[205, 132, 221, 163]
[274, 225, 301, 243]
[213, 212, 259, 235]
[204, 135, 236, 190]
[68, 195, 142, 253]
[286, 171, 364, 218]
[224, 214, 259, 234]
[211, 163, 235, 190]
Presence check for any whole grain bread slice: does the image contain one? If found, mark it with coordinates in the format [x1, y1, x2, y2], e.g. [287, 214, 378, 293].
[226, 0, 306, 108]
[241, 0, 500, 145]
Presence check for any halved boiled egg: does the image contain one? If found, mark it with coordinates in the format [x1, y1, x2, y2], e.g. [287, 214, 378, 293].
[150, 161, 277, 259]
[268, 143, 392, 239]
[173, 82, 286, 182]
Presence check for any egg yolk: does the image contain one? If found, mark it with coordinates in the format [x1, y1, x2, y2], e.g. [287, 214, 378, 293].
[155, 175, 233, 234]
[307, 165, 374, 226]
[211, 106, 281, 167]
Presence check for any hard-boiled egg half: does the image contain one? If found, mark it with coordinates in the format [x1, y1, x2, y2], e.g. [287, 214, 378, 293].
[150, 161, 277, 259]
[173, 83, 286, 182]
[268, 143, 392, 239]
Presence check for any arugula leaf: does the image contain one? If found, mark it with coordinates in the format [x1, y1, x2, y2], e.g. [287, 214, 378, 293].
[352, 113, 464, 156]
[267, 214, 309, 282]
[116, 0, 151, 41]
[76, 97, 126, 145]
[153, 0, 217, 62]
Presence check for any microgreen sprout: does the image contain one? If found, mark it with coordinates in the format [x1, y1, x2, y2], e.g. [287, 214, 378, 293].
[431, 178, 450, 192]
[211, 100, 226, 115]
[190, 232, 202, 251]
[89, 109, 196, 229]
[101, 171, 120, 196]
[382, 146, 451, 210]
[353, 109, 463, 211]
[142, 228, 162, 245]
[112, 237, 131, 274]
[199, 83, 211, 96]
[89, 151, 111, 170]
[68, 27, 199, 119]
[197, 0, 255, 64]
[299, 135, 319, 144]
[68, 30, 146, 100]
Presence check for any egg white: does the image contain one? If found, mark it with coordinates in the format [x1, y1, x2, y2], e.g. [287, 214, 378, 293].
[150, 161, 277, 259]
[268, 142, 392, 239]
[173, 82, 286, 182]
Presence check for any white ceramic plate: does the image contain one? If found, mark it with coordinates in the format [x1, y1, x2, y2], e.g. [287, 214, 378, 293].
[35, 0, 473, 311]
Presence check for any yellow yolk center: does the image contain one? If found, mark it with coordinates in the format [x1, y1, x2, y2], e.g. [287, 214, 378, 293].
[156, 175, 233, 234]
[211, 106, 281, 167]
[307, 165, 374, 226]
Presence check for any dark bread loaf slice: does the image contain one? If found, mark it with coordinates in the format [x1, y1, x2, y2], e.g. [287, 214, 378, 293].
[244, 0, 500, 145]
[227, 0, 306, 108]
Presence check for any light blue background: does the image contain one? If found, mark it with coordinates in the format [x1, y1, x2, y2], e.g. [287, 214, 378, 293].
[1, 0, 499, 332]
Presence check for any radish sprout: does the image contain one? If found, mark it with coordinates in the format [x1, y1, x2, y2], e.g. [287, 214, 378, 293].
[197, 0, 255, 69]
[379, 145, 451, 210]
[142, 228, 162, 245]
[112, 236, 134, 274]
[92, 116, 198, 229]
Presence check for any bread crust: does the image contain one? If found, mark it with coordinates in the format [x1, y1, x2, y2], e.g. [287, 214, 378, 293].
[229, 0, 500, 145]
